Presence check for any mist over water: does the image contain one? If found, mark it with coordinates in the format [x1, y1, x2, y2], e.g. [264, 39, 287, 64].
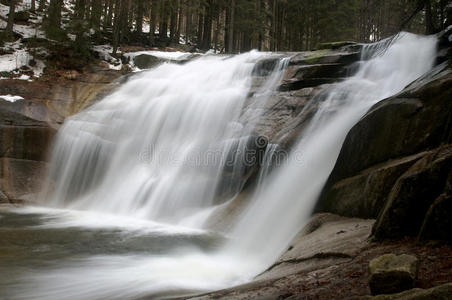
[2, 33, 437, 299]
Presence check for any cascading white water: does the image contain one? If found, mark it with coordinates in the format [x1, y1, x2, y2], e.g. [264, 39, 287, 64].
[41, 51, 286, 226]
[4, 32, 437, 300]
[224, 32, 437, 272]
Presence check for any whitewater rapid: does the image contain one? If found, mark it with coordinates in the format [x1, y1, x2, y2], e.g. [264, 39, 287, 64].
[2, 33, 437, 299]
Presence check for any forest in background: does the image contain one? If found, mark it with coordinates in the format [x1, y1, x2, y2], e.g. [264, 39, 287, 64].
[2, 0, 451, 55]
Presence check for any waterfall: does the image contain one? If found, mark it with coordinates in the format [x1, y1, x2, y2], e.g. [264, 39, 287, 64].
[5, 33, 437, 300]
[224, 32, 437, 272]
[41, 51, 287, 226]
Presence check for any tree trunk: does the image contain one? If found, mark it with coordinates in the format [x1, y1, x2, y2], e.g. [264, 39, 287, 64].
[136, 0, 144, 33]
[6, 0, 17, 34]
[149, 0, 158, 44]
[91, 0, 102, 32]
[112, 0, 122, 55]
[38, 0, 46, 12]
[227, 0, 234, 53]
[169, 0, 178, 43]
[197, 7, 204, 46]
[175, 0, 182, 44]
[160, 0, 169, 40]
[201, 0, 212, 50]
[47, 0, 64, 29]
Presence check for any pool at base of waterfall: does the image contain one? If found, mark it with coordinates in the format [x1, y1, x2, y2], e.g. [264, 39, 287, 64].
[0, 206, 252, 300]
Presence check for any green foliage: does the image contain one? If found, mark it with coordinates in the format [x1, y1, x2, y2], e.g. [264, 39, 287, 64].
[44, 24, 68, 41]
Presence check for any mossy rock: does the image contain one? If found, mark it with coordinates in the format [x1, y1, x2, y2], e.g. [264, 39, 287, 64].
[368, 254, 419, 295]
[317, 41, 357, 50]
[304, 49, 331, 64]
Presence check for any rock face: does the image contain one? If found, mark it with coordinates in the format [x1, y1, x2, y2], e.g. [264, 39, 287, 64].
[247, 46, 362, 148]
[316, 59, 452, 241]
[368, 254, 419, 295]
[372, 146, 452, 240]
[215, 135, 268, 202]
[0, 63, 124, 202]
[0, 109, 55, 201]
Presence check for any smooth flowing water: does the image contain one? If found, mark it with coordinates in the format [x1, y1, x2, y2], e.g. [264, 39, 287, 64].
[0, 33, 437, 299]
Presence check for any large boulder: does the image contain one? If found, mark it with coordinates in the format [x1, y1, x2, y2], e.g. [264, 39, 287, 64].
[372, 146, 452, 240]
[418, 177, 452, 241]
[279, 49, 360, 91]
[316, 62, 452, 229]
[323, 65, 451, 185]
[320, 152, 426, 219]
[368, 254, 419, 295]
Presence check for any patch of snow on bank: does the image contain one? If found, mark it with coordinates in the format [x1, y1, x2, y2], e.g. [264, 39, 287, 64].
[124, 50, 190, 61]
[92, 45, 123, 70]
[0, 49, 30, 72]
[14, 24, 46, 38]
[0, 95, 24, 102]
[0, 44, 46, 78]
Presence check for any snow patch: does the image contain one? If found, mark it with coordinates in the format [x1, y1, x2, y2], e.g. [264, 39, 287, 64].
[92, 45, 123, 70]
[0, 46, 46, 78]
[0, 49, 30, 72]
[124, 50, 190, 61]
[0, 94, 24, 102]
[13, 24, 46, 39]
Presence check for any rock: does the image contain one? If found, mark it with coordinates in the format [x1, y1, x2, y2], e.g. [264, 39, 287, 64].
[0, 107, 55, 202]
[12, 11, 30, 22]
[316, 62, 452, 224]
[258, 214, 373, 281]
[321, 152, 426, 218]
[418, 191, 452, 242]
[252, 57, 283, 76]
[277, 49, 360, 91]
[368, 254, 419, 295]
[130, 54, 164, 69]
[56, 69, 80, 80]
[244, 87, 321, 146]
[0, 158, 48, 201]
[215, 135, 268, 202]
[359, 282, 452, 299]
[0, 65, 123, 125]
[0, 190, 8, 203]
[289, 50, 361, 66]
[279, 63, 348, 91]
[372, 145, 452, 240]
[327, 64, 451, 183]
[0, 109, 56, 161]
[317, 41, 359, 50]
